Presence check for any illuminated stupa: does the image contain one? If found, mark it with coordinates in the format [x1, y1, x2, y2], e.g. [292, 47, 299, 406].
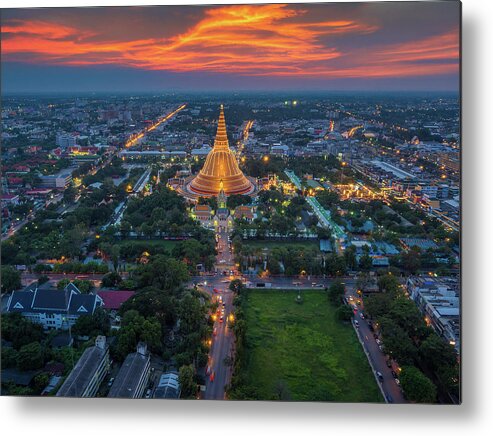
[187, 105, 255, 197]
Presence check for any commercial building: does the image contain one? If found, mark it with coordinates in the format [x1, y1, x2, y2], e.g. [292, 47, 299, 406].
[56, 133, 77, 148]
[107, 342, 150, 399]
[38, 170, 72, 189]
[56, 336, 110, 397]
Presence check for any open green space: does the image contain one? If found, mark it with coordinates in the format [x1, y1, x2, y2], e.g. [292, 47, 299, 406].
[243, 240, 319, 251]
[115, 239, 180, 250]
[240, 289, 383, 402]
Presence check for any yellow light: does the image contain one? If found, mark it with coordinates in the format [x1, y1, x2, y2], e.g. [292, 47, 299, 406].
[263, 155, 269, 162]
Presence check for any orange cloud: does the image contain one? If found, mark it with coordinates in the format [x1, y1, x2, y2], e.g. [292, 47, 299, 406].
[1, 4, 458, 79]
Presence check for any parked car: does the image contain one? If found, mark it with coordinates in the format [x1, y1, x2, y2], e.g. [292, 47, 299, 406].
[386, 360, 392, 368]
[354, 320, 360, 328]
[107, 377, 114, 387]
[376, 371, 384, 381]
[391, 370, 398, 379]
[145, 389, 152, 399]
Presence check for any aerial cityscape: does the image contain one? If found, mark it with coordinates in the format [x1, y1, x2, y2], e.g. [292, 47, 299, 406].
[1, 2, 460, 404]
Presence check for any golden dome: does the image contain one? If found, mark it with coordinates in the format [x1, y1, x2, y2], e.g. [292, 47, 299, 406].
[188, 105, 254, 196]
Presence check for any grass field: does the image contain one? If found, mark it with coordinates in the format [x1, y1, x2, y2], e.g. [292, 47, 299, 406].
[240, 290, 383, 402]
[116, 239, 180, 250]
[243, 240, 319, 251]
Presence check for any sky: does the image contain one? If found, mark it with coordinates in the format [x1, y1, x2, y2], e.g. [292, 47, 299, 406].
[1, 2, 461, 93]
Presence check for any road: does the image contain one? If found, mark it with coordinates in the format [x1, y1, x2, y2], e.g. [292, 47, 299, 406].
[202, 223, 235, 400]
[345, 287, 407, 404]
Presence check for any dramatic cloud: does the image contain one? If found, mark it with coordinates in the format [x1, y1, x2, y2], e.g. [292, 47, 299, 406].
[1, 3, 458, 80]
[1, 2, 459, 89]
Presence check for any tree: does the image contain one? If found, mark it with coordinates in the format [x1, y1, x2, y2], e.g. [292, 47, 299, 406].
[71, 279, 94, 294]
[229, 279, 245, 295]
[378, 317, 416, 365]
[1, 313, 44, 349]
[401, 248, 422, 274]
[57, 278, 71, 290]
[115, 310, 162, 359]
[400, 366, 437, 403]
[101, 272, 122, 288]
[120, 287, 176, 327]
[63, 186, 77, 204]
[17, 342, 44, 371]
[358, 253, 373, 271]
[335, 304, 353, 321]
[33, 372, 50, 394]
[179, 364, 196, 399]
[364, 293, 394, 319]
[389, 297, 426, 337]
[1, 266, 21, 293]
[37, 275, 50, 285]
[136, 255, 189, 292]
[1, 347, 19, 368]
[377, 274, 400, 293]
[72, 308, 110, 338]
[419, 333, 457, 371]
[227, 194, 251, 210]
[344, 245, 357, 270]
[327, 280, 345, 305]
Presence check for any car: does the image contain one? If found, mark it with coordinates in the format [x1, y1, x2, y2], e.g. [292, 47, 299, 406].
[213, 327, 217, 336]
[354, 320, 360, 328]
[394, 378, 400, 386]
[107, 377, 115, 387]
[378, 345, 384, 352]
[145, 389, 152, 399]
[373, 333, 379, 339]
[391, 370, 398, 379]
[314, 284, 324, 288]
[386, 360, 392, 368]
[219, 316, 223, 323]
[359, 312, 365, 319]
[375, 338, 381, 345]
[222, 302, 226, 307]
[385, 394, 394, 403]
[376, 371, 384, 381]
[311, 282, 317, 287]
[210, 371, 215, 382]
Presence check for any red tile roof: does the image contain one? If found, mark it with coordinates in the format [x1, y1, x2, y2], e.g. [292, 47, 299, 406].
[98, 290, 135, 310]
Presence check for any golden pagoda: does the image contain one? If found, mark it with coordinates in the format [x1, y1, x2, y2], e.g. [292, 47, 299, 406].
[188, 105, 255, 197]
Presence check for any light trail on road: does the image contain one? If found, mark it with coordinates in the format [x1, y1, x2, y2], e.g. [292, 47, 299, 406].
[125, 103, 187, 148]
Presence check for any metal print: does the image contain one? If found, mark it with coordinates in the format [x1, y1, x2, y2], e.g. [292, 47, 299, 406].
[0, 2, 461, 403]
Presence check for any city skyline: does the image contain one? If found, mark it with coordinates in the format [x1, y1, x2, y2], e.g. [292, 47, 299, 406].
[1, 2, 460, 93]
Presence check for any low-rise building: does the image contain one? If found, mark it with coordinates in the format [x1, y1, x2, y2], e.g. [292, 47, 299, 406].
[56, 336, 110, 397]
[153, 371, 180, 399]
[108, 342, 150, 399]
[6, 283, 103, 330]
[406, 276, 460, 352]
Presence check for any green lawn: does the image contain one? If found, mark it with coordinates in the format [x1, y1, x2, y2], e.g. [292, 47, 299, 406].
[243, 240, 319, 251]
[240, 290, 383, 402]
[115, 239, 180, 250]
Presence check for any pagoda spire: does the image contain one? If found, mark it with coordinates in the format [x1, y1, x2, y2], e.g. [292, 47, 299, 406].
[213, 104, 229, 150]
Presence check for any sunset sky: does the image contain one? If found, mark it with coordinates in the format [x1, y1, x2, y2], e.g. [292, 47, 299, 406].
[1, 2, 460, 93]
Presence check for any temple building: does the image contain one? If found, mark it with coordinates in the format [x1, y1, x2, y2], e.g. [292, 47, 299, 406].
[182, 105, 256, 199]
